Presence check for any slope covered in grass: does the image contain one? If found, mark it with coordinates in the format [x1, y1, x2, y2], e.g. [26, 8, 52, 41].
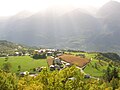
[0, 56, 48, 73]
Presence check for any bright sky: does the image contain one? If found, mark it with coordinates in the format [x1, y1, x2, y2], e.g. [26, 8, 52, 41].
[0, 0, 120, 16]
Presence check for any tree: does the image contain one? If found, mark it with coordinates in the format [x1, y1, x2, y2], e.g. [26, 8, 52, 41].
[5, 56, 8, 61]
[2, 62, 12, 73]
[94, 63, 98, 70]
[18, 65, 21, 71]
[112, 67, 119, 79]
[103, 64, 119, 82]
[33, 53, 47, 59]
[110, 78, 119, 90]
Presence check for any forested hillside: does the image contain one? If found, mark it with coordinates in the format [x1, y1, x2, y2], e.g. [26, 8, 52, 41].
[0, 40, 31, 55]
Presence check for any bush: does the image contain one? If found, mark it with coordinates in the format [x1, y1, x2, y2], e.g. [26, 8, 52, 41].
[33, 53, 47, 59]
[2, 62, 12, 73]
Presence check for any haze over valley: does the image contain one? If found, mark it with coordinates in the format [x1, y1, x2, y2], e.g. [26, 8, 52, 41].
[0, 1, 120, 54]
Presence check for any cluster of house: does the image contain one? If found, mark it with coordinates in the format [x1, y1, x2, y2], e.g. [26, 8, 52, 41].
[14, 51, 30, 56]
[33, 49, 64, 57]
[49, 57, 71, 71]
[19, 57, 71, 77]
[20, 67, 47, 77]
[6, 48, 64, 57]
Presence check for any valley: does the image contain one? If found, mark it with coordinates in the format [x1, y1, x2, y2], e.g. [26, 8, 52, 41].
[0, 40, 120, 77]
[0, 40, 120, 89]
[0, 1, 120, 89]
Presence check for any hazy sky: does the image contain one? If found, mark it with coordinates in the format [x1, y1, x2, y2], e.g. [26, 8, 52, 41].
[0, 0, 120, 16]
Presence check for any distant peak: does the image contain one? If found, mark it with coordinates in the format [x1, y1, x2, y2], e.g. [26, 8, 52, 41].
[109, 0, 119, 3]
[97, 0, 120, 17]
[104, 0, 120, 6]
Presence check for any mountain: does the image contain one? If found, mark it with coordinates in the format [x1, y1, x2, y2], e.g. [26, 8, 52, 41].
[0, 8, 101, 49]
[97, 1, 120, 18]
[0, 40, 25, 54]
[0, 1, 120, 54]
[94, 1, 120, 53]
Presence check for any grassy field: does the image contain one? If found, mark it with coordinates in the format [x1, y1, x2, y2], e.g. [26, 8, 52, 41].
[0, 56, 48, 73]
[84, 60, 108, 77]
[66, 52, 108, 77]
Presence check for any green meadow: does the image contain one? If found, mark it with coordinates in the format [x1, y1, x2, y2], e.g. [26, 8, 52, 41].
[68, 52, 108, 77]
[84, 59, 108, 77]
[0, 56, 48, 73]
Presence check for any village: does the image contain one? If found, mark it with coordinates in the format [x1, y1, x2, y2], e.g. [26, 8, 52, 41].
[0, 45, 114, 79]
[18, 48, 92, 79]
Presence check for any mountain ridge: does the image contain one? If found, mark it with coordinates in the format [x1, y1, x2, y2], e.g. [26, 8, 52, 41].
[0, 1, 120, 54]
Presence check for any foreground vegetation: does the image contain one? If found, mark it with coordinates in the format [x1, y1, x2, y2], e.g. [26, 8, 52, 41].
[0, 66, 120, 90]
